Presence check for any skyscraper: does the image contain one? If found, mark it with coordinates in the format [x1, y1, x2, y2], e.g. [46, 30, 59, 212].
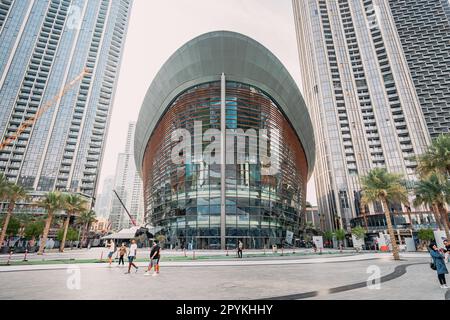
[109, 122, 144, 231]
[293, 0, 430, 230]
[389, 0, 450, 137]
[0, 0, 133, 203]
[94, 175, 114, 219]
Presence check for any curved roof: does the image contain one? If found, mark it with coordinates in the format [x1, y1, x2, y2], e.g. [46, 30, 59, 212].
[135, 31, 315, 178]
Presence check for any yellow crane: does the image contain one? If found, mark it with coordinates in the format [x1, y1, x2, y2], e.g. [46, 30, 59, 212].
[0, 68, 91, 151]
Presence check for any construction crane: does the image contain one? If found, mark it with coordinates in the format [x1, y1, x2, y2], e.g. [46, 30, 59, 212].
[112, 189, 137, 226]
[0, 68, 90, 151]
[112, 189, 153, 240]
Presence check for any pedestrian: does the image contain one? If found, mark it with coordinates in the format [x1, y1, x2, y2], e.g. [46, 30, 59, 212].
[145, 241, 161, 276]
[118, 243, 127, 266]
[237, 240, 243, 258]
[107, 240, 115, 266]
[125, 239, 139, 274]
[429, 243, 449, 289]
[443, 239, 450, 263]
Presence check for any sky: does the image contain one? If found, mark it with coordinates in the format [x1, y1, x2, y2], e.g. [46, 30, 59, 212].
[98, 0, 317, 205]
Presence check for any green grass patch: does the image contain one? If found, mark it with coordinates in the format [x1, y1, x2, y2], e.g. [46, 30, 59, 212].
[0, 250, 350, 266]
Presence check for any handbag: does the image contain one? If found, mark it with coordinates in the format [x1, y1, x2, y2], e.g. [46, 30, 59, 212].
[430, 258, 437, 270]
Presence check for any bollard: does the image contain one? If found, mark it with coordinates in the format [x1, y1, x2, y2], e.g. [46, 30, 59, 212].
[193, 250, 196, 260]
[184, 249, 187, 257]
[23, 249, 28, 262]
[264, 246, 266, 255]
[281, 247, 284, 256]
[100, 251, 103, 262]
[6, 250, 13, 265]
[226, 247, 229, 257]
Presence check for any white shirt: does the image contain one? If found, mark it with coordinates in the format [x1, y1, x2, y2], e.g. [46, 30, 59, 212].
[109, 242, 115, 253]
[129, 244, 137, 257]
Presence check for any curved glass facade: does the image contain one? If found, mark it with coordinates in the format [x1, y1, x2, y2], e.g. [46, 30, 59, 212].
[142, 81, 308, 249]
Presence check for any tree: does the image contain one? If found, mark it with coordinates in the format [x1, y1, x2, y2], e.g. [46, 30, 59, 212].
[156, 234, 166, 246]
[34, 192, 65, 255]
[0, 173, 8, 199]
[24, 220, 45, 241]
[352, 226, 367, 240]
[361, 168, 409, 260]
[59, 193, 88, 252]
[57, 227, 78, 242]
[77, 210, 96, 248]
[417, 133, 450, 178]
[417, 228, 435, 250]
[323, 230, 334, 248]
[334, 229, 346, 252]
[413, 173, 450, 240]
[0, 182, 29, 250]
[352, 226, 367, 253]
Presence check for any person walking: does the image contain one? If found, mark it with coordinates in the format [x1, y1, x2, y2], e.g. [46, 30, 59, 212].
[237, 240, 243, 258]
[145, 241, 161, 276]
[107, 240, 116, 266]
[118, 243, 127, 266]
[125, 239, 139, 274]
[429, 243, 449, 289]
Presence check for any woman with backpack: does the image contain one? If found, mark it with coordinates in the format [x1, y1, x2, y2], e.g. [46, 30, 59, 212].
[429, 243, 449, 289]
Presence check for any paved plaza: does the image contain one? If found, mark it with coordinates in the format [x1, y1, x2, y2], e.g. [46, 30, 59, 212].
[0, 251, 447, 300]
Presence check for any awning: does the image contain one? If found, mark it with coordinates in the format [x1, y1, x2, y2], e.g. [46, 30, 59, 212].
[101, 226, 140, 240]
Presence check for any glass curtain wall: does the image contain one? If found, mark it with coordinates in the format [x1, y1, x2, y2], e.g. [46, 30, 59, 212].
[142, 81, 308, 249]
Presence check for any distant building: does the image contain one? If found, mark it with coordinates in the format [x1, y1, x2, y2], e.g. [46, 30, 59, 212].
[90, 217, 111, 234]
[109, 122, 144, 231]
[94, 175, 114, 219]
[305, 206, 323, 231]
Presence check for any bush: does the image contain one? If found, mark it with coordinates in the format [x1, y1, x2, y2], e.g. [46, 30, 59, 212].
[0, 216, 21, 236]
[156, 235, 166, 244]
[352, 226, 367, 240]
[417, 228, 434, 242]
[57, 228, 79, 242]
[334, 229, 346, 241]
[24, 221, 45, 240]
[323, 230, 334, 241]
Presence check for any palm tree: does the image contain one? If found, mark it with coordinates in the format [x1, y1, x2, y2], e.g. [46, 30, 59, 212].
[0, 182, 28, 250]
[334, 229, 346, 252]
[361, 168, 409, 260]
[323, 230, 334, 248]
[413, 174, 450, 240]
[77, 210, 96, 248]
[59, 193, 88, 252]
[417, 133, 450, 178]
[34, 192, 64, 255]
[0, 173, 8, 199]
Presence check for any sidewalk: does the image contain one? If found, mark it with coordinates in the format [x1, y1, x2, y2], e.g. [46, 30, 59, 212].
[0, 245, 430, 267]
